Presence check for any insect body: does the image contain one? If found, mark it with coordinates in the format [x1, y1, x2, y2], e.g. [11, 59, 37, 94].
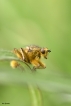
[10, 45, 51, 70]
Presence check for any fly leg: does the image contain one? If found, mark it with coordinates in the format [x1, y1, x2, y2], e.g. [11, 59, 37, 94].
[31, 59, 46, 71]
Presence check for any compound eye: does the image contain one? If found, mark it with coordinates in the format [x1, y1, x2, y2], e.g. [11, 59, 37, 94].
[41, 49, 45, 54]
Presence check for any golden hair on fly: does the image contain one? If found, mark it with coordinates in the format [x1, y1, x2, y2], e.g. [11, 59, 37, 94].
[10, 45, 51, 70]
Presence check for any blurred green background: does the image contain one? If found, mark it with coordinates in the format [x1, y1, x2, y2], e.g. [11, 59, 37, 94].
[0, 0, 71, 106]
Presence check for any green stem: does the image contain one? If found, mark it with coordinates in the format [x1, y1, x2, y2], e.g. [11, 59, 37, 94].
[28, 84, 42, 106]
